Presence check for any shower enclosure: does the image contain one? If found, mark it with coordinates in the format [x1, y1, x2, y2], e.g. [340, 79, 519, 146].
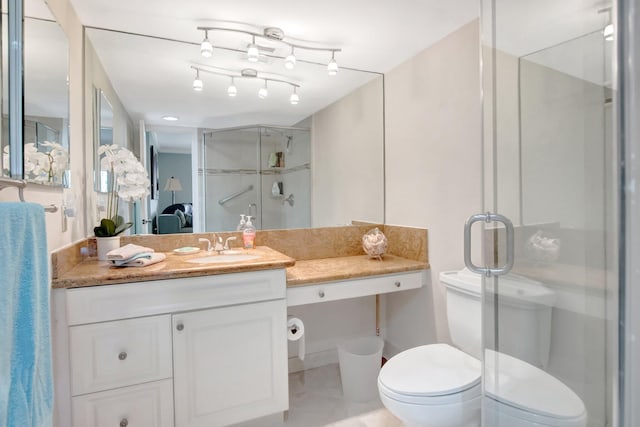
[476, 1, 619, 425]
[201, 125, 310, 232]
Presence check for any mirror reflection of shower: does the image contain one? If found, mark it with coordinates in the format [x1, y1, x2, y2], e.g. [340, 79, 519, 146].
[201, 124, 311, 232]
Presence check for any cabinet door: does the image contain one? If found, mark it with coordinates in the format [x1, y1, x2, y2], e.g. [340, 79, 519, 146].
[173, 299, 288, 427]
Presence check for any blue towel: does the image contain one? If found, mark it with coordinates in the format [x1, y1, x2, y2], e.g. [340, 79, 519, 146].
[0, 203, 53, 427]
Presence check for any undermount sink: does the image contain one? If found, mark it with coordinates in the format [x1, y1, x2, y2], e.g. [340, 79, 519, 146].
[186, 254, 261, 264]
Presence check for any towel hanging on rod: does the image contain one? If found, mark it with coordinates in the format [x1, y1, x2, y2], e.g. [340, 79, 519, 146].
[0, 177, 58, 213]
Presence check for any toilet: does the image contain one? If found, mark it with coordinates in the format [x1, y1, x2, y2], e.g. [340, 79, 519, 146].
[377, 268, 587, 427]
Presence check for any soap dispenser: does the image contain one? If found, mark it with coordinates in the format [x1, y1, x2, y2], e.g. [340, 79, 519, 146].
[242, 216, 256, 249]
[236, 214, 246, 231]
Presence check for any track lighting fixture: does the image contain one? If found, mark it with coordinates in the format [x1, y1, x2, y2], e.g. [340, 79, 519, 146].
[290, 87, 299, 105]
[227, 77, 237, 97]
[327, 51, 338, 76]
[192, 69, 203, 91]
[190, 65, 300, 105]
[258, 80, 268, 99]
[200, 30, 213, 58]
[196, 25, 341, 69]
[247, 36, 260, 62]
[285, 47, 296, 70]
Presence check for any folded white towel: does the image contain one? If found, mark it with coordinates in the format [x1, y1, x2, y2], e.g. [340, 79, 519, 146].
[106, 243, 155, 260]
[112, 252, 166, 267]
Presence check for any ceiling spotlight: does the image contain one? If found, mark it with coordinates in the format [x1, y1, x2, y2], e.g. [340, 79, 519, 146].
[193, 69, 203, 91]
[162, 115, 179, 121]
[228, 77, 237, 97]
[603, 23, 614, 41]
[285, 47, 296, 70]
[247, 36, 260, 62]
[201, 30, 213, 58]
[327, 51, 338, 76]
[290, 87, 299, 105]
[258, 80, 268, 99]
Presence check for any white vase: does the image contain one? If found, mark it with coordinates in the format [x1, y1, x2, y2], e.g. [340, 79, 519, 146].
[96, 236, 121, 261]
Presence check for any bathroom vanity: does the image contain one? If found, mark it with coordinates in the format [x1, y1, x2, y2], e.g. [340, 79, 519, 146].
[50, 225, 429, 427]
[58, 270, 288, 427]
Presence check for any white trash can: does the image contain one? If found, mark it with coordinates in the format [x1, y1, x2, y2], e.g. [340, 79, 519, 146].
[337, 336, 384, 402]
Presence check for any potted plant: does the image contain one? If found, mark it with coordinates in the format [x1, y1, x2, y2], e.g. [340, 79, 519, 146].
[94, 144, 149, 260]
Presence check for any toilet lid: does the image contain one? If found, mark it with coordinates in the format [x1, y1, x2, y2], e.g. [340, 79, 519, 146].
[484, 350, 586, 420]
[378, 344, 481, 397]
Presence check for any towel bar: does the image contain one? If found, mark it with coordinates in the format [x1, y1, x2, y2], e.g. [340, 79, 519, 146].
[0, 177, 58, 213]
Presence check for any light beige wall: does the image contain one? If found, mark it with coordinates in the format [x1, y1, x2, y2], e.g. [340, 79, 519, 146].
[384, 20, 482, 351]
[0, 0, 86, 253]
[311, 76, 384, 227]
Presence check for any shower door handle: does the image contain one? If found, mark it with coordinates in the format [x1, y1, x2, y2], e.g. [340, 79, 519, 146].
[464, 212, 514, 277]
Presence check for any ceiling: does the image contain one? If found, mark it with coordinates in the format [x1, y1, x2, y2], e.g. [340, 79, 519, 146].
[37, 0, 610, 151]
[68, 0, 481, 151]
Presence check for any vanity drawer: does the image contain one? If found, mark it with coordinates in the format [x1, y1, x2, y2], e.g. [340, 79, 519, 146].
[69, 315, 172, 396]
[287, 271, 425, 306]
[66, 269, 286, 324]
[72, 379, 174, 427]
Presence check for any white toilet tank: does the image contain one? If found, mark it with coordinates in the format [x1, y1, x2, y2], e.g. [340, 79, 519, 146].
[440, 268, 555, 368]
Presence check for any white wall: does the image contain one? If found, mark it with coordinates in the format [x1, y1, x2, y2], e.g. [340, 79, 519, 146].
[311, 76, 384, 227]
[384, 20, 482, 351]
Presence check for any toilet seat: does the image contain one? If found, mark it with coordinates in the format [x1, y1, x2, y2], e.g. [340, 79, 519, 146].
[484, 350, 586, 426]
[378, 344, 481, 405]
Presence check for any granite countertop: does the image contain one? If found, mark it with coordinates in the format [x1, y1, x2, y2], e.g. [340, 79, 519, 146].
[286, 254, 428, 287]
[52, 246, 296, 289]
[52, 248, 428, 290]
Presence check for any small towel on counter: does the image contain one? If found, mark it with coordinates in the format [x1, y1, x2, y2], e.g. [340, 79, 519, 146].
[0, 202, 53, 427]
[106, 243, 154, 261]
[110, 252, 166, 268]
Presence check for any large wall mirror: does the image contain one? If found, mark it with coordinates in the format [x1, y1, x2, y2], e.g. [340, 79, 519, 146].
[79, 2, 384, 235]
[2, 0, 70, 186]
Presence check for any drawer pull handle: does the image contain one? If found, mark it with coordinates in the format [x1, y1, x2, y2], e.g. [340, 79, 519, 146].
[395, 281, 401, 288]
[118, 352, 127, 361]
[318, 290, 325, 298]
[120, 418, 128, 427]
[176, 323, 184, 331]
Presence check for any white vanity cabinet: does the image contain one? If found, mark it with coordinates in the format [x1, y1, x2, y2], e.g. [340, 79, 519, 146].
[53, 269, 289, 427]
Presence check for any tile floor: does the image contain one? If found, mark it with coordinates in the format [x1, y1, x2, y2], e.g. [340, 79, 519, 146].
[275, 363, 402, 427]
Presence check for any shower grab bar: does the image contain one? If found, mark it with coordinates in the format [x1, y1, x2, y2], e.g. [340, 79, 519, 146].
[218, 185, 254, 205]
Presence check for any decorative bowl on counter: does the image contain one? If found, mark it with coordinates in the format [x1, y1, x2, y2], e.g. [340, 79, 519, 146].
[362, 228, 388, 261]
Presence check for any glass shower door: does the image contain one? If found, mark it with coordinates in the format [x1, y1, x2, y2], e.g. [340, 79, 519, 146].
[477, 1, 617, 426]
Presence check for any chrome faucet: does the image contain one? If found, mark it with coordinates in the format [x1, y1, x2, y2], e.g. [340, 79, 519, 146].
[199, 235, 224, 253]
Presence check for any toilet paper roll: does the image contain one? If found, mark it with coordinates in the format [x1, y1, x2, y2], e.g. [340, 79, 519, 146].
[287, 316, 305, 361]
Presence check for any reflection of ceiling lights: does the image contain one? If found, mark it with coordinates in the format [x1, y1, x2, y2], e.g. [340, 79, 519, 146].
[247, 36, 260, 62]
[327, 51, 339, 76]
[162, 115, 179, 121]
[290, 87, 299, 105]
[258, 81, 268, 99]
[197, 25, 340, 71]
[201, 30, 213, 57]
[285, 47, 296, 70]
[191, 65, 301, 104]
[192, 69, 203, 91]
[599, 7, 614, 41]
[227, 77, 237, 97]
[603, 24, 614, 41]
